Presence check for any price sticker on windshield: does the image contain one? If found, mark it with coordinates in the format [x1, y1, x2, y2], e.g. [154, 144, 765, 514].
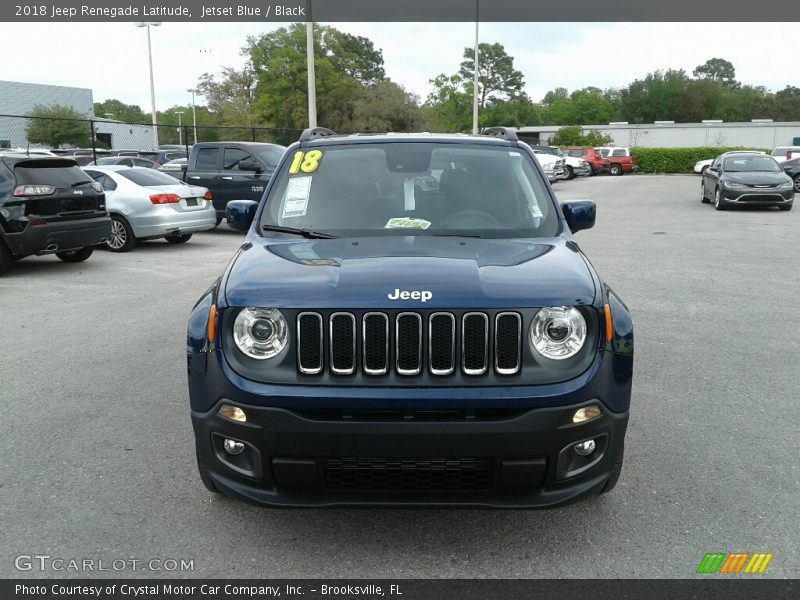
[288, 150, 324, 174]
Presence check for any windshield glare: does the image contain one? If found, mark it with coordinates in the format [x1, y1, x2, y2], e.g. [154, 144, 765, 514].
[262, 142, 558, 238]
[724, 156, 782, 172]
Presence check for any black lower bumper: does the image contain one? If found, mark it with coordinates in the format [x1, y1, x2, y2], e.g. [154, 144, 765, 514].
[3, 215, 112, 258]
[719, 190, 793, 207]
[192, 399, 628, 508]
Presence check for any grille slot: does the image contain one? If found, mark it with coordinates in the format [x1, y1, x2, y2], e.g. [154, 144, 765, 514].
[362, 313, 389, 375]
[329, 313, 356, 375]
[495, 312, 522, 375]
[297, 312, 323, 374]
[429, 312, 455, 375]
[324, 457, 493, 491]
[462, 312, 489, 375]
[396, 312, 422, 375]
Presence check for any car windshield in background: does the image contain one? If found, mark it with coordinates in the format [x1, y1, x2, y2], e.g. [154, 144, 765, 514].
[118, 169, 184, 186]
[724, 155, 782, 172]
[771, 147, 800, 156]
[13, 164, 89, 186]
[262, 142, 558, 238]
[566, 149, 586, 157]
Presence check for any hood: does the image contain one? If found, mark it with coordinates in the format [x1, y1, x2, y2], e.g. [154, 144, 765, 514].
[724, 172, 791, 185]
[224, 236, 596, 309]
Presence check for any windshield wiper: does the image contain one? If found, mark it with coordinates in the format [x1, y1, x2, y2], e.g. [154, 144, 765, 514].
[71, 180, 92, 187]
[261, 224, 336, 239]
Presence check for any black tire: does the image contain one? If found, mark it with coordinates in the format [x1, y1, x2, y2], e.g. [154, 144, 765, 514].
[714, 188, 726, 211]
[107, 214, 136, 252]
[600, 443, 624, 494]
[56, 246, 94, 262]
[700, 181, 710, 203]
[793, 176, 800, 194]
[196, 449, 221, 494]
[0, 240, 12, 276]
[565, 165, 575, 180]
[610, 164, 623, 176]
[165, 233, 193, 244]
[778, 203, 793, 211]
[215, 216, 223, 227]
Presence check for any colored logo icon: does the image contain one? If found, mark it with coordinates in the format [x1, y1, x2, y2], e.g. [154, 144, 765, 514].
[697, 552, 773, 574]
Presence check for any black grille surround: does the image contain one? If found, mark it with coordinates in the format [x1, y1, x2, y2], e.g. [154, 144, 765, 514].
[221, 307, 599, 387]
[324, 457, 493, 491]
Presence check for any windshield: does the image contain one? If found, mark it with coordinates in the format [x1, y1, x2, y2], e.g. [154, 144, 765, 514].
[771, 147, 800, 157]
[723, 155, 782, 172]
[118, 169, 184, 186]
[261, 142, 558, 238]
[566, 149, 587, 157]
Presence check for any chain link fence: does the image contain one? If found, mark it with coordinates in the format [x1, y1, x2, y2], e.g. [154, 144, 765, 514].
[0, 114, 304, 161]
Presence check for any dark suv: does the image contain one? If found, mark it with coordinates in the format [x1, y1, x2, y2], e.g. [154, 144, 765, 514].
[187, 127, 633, 508]
[183, 142, 285, 224]
[0, 155, 111, 275]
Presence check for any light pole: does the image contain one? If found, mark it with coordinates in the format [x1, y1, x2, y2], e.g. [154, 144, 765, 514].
[187, 88, 198, 144]
[175, 111, 184, 146]
[472, 0, 480, 135]
[136, 21, 161, 149]
[305, 0, 317, 128]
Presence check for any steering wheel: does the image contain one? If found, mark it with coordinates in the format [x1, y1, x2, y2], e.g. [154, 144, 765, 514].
[448, 209, 501, 228]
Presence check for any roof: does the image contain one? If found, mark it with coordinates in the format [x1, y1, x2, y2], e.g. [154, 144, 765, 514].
[81, 165, 142, 172]
[302, 132, 515, 147]
[192, 141, 284, 148]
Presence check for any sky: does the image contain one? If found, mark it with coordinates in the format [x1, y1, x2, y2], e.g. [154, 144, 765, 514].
[0, 21, 793, 113]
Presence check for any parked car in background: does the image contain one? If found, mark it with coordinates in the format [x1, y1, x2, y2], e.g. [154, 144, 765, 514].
[83, 166, 216, 251]
[700, 152, 793, 211]
[183, 141, 286, 225]
[596, 147, 638, 176]
[530, 148, 566, 182]
[89, 156, 158, 169]
[154, 149, 188, 165]
[563, 147, 609, 175]
[531, 145, 590, 179]
[770, 146, 800, 164]
[780, 157, 800, 193]
[0, 155, 111, 274]
[158, 157, 188, 175]
[55, 149, 113, 166]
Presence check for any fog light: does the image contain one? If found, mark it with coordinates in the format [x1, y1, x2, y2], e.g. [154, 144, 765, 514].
[572, 405, 601, 423]
[223, 439, 245, 455]
[574, 439, 596, 456]
[218, 404, 247, 423]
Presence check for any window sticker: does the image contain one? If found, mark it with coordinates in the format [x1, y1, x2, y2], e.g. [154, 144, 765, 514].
[288, 150, 324, 174]
[281, 176, 312, 218]
[385, 217, 431, 229]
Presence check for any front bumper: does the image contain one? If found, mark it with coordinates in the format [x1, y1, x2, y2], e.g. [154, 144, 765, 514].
[719, 188, 793, 207]
[3, 215, 111, 258]
[192, 399, 628, 508]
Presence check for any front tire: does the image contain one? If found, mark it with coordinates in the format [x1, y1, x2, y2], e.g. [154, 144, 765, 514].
[56, 246, 94, 262]
[565, 165, 575, 180]
[107, 215, 136, 252]
[165, 233, 193, 244]
[610, 164, 623, 176]
[793, 176, 800, 193]
[714, 188, 726, 211]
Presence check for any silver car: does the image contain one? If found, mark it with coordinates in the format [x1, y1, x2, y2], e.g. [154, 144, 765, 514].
[83, 166, 217, 252]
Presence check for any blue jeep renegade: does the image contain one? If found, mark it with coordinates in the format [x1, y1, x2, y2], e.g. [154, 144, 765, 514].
[186, 127, 633, 508]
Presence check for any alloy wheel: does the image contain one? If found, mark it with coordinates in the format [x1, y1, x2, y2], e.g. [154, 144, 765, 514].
[108, 220, 127, 250]
[794, 177, 800, 193]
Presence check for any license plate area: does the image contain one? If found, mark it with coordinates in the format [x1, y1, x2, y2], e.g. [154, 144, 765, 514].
[186, 198, 198, 206]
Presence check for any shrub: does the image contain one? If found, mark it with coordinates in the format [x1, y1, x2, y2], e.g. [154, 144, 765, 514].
[551, 125, 613, 147]
[630, 147, 769, 173]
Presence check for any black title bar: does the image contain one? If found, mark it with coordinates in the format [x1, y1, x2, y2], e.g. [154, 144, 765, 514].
[4, 0, 800, 22]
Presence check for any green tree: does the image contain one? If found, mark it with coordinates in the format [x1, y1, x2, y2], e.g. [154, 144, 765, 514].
[352, 80, 421, 132]
[693, 58, 737, 87]
[550, 125, 612, 147]
[618, 69, 690, 122]
[195, 66, 259, 127]
[26, 104, 90, 148]
[481, 95, 546, 128]
[93, 99, 147, 123]
[458, 42, 524, 108]
[423, 74, 472, 132]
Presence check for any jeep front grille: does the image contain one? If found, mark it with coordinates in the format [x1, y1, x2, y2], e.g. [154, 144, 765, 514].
[298, 311, 522, 377]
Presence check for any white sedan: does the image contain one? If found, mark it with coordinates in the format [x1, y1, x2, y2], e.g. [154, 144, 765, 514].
[83, 166, 217, 252]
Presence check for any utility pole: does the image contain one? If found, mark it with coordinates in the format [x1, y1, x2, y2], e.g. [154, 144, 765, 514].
[188, 88, 198, 144]
[306, 0, 317, 128]
[136, 21, 161, 149]
[472, 0, 480, 134]
[176, 111, 184, 146]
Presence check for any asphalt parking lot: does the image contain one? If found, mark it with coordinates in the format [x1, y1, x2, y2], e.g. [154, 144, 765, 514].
[1, 175, 797, 579]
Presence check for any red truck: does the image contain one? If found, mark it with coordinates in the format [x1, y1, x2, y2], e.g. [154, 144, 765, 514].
[563, 147, 610, 175]
[596, 147, 638, 176]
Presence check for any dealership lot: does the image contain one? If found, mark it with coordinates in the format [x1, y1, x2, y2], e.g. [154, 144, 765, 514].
[0, 175, 797, 578]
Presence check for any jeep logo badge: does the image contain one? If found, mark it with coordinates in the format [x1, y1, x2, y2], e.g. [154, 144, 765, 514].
[387, 289, 432, 303]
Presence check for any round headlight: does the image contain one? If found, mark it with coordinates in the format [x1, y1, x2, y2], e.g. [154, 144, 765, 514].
[530, 307, 587, 360]
[233, 308, 288, 360]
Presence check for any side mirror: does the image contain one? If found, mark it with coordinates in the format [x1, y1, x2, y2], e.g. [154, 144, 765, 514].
[226, 200, 259, 233]
[561, 200, 596, 233]
[238, 160, 262, 173]
[709, 166, 719, 173]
